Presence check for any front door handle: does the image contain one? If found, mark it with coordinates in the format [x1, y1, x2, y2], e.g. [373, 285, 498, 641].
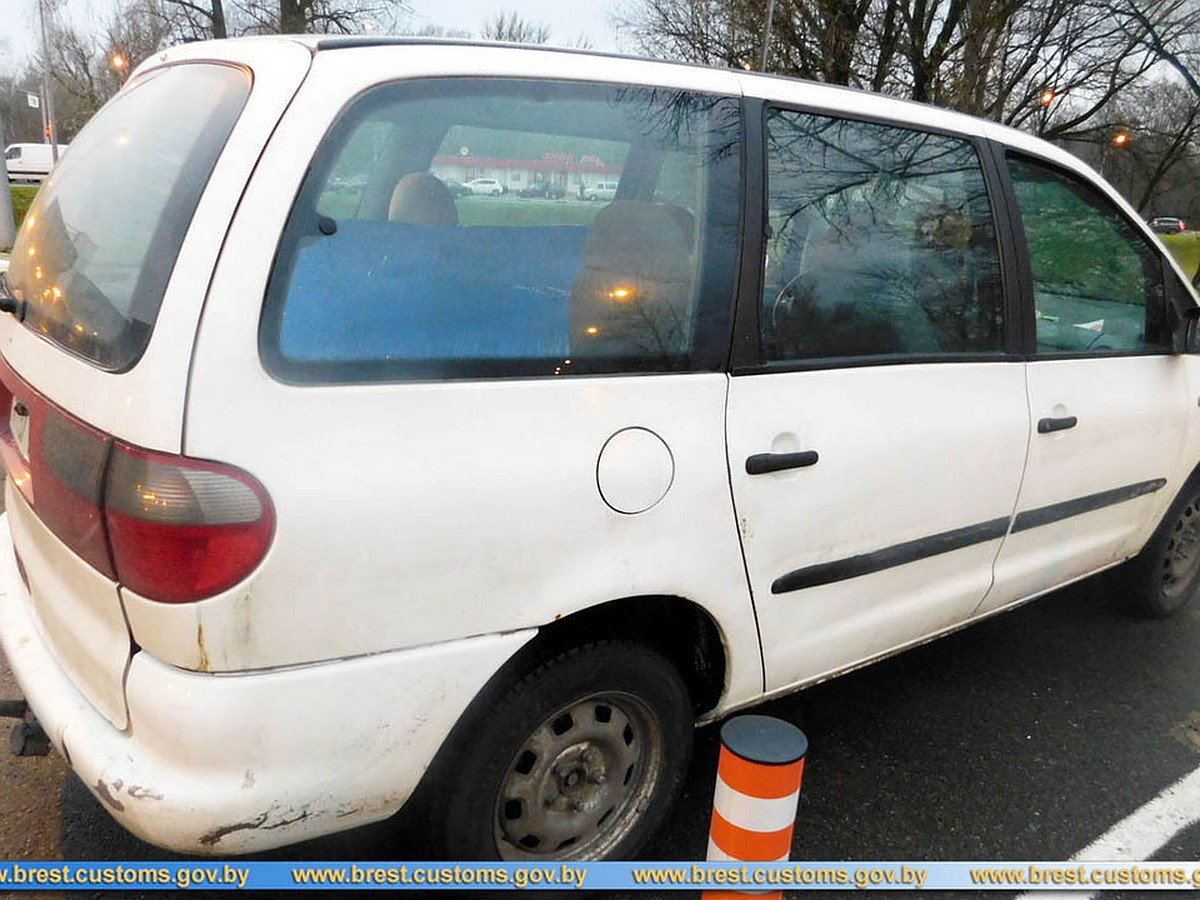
[746, 450, 819, 475]
[1037, 415, 1078, 434]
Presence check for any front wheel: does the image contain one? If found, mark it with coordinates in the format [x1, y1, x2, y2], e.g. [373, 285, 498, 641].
[1123, 482, 1200, 617]
[428, 641, 692, 861]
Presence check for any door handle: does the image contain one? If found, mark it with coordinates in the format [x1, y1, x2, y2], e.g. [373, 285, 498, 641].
[746, 450, 819, 475]
[1037, 416, 1078, 434]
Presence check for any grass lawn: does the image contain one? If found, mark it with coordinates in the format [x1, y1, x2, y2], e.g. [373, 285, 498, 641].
[1162, 232, 1200, 284]
[2, 185, 38, 251]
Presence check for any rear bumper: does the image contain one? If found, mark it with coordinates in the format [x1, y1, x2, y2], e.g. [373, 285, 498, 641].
[0, 513, 534, 854]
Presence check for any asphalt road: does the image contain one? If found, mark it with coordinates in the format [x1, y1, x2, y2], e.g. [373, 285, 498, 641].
[4, 568, 1200, 898]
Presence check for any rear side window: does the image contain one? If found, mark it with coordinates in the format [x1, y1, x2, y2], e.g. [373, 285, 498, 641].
[761, 110, 1004, 362]
[262, 78, 742, 383]
[7, 64, 249, 370]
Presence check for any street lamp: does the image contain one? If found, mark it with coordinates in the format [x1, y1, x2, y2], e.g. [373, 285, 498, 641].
[36, 0, 60, 163]
[1112, 129, 1130, 147]
[1036, 87, 1057, 136]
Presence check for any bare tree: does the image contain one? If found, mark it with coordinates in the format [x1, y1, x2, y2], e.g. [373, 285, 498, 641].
[0, 70, 46, 144]
[406, 23, 473, 39]
[163, 0, 406, 38]
[161, 0, 229, 40]
[107, 0, 176, 70]
[620, 0, 1200, 130]
[615, 0, 758, 68]
[479, 10, 552, 44]
[618, 0, 1200, 217]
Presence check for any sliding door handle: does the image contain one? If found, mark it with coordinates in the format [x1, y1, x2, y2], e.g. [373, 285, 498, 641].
[746, 450, 819, 475]
[1037, 416, 1078, 434]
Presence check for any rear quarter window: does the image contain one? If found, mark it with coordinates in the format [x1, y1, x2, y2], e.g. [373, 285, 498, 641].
[262, 78, 742, 383]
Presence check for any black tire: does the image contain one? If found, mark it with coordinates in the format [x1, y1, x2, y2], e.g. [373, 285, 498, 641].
[1123, 480, 1200, 617]
[426, 641, 692, 861]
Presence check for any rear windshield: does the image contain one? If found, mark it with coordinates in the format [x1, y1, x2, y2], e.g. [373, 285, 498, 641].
[7, 63, 249, 370]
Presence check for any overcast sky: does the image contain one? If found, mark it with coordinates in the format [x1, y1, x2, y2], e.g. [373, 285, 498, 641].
[0, 0, 626, 69]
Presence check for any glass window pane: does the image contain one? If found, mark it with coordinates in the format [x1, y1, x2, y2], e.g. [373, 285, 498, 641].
[1006, 154, 1168, 354]
[7, 64, 249, 370]
[265, 80, 741, 383]
[762, 110, 1004, 362]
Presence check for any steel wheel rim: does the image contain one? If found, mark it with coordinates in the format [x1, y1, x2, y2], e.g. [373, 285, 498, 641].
[493, 690, 663, 861]
[1162, 499, 1200, 600]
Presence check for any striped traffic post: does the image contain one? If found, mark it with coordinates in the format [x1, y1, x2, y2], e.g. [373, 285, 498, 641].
[704, 714, 808, 900]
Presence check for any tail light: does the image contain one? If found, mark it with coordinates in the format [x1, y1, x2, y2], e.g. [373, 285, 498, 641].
[0, 359, 274, 604]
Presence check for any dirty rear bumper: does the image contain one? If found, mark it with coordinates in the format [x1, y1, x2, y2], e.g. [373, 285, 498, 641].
[0, 513, 534, 854]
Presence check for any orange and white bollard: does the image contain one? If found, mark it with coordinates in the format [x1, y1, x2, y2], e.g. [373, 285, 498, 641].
[703, 714, 808, 900]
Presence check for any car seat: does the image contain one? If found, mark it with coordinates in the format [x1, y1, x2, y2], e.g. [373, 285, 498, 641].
[569, 200, 695, 360]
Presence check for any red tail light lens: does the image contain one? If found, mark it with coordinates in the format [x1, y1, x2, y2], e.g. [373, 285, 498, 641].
[105, 444, 274, 607]
[35, 409, 115, 578]
[0, 357, 273, 604]
[104, 444, 274, 604]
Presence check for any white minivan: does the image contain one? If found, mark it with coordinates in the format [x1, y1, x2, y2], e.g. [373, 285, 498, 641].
[4, 143, 67, 183]
[2, 37, 1200, 862]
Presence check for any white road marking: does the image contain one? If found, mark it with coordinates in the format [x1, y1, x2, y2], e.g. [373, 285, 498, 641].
[1016, 764, 1200, 899]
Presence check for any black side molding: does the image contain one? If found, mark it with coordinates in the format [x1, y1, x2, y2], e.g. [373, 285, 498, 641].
[770, 477, 1168, 595]
[1012, 478, 1166, 533]
[771, 517, 1010, 594]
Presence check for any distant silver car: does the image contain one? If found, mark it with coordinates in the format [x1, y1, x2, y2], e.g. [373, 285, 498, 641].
[463, 177, 504, 195]
[1149, 216, 1187, 233]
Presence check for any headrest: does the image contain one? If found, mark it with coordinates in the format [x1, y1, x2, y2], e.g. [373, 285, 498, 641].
[580, 201, 694, 281]
[388, 173, 459, 226]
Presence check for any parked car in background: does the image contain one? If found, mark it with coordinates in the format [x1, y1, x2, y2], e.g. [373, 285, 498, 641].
[518, 181, 566, 199]
[4, 143, 68, 184]
[1149, 216, 1188, 233]
[440, 178, 472, 198]
[463, 177, 505, 195]
[582, 180, 618, 201]
[2, 36, 1200, 869]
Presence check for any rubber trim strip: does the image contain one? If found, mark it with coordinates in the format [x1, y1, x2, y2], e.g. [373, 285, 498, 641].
[771, 517, 1010, 595]
[771, 477, 1167, 595]
[1010, 478, 1166, 533]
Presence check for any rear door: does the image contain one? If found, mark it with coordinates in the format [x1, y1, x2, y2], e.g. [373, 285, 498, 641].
[726, 105, 1029, 693]
[982, 151, 1192, 611]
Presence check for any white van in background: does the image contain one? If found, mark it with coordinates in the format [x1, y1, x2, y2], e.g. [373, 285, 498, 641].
[5, 143, 67, 183]
[582, 180, 618, 201]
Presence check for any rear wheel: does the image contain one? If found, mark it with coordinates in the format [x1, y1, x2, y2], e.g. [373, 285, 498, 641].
[1124, 482, 1200, 617]
[428, 641, 692, 860]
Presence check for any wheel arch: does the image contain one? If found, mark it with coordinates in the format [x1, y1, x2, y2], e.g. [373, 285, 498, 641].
[397, 595, 725, 852]
[524, 595, 728, 718]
